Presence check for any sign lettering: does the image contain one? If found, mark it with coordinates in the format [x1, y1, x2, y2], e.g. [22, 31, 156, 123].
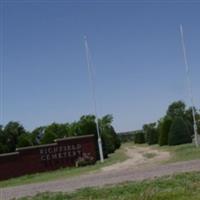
[39, 144, 82, 161]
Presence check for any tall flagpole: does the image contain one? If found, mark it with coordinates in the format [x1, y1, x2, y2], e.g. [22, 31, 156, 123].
[0, 1, 5, 125]
[180, 24, 199, 147]
[84, 36, 104, 162]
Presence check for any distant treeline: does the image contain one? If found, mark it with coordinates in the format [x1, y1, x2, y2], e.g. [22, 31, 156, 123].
[121, 101, 200, 146]
[118, 131, 139, 143]
[0, 114, 121, 159]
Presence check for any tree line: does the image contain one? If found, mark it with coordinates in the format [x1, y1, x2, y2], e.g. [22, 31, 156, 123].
[0, 114, 121, 159]
[133, 101, 200, 146]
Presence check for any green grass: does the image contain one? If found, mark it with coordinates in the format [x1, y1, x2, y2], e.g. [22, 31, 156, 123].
[128, 142, 200, 163]
[19, 171, 200, 200]
[0, 146, 127, 188]
[158, 143, 200, 163]
[143, 152, 157, 159]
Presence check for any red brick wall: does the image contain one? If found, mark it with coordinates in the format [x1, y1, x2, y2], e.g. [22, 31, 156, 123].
[0, 135, 96, 180]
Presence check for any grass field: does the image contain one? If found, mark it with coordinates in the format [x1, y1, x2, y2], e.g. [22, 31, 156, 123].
[19, 171, 200, 200]
[0, 147, 127, 188]
[131, 142, 200, 163]
[160, 143, 200, 163]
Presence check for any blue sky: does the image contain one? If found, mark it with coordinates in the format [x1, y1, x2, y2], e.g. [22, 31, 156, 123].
[0, 0, 200, 132]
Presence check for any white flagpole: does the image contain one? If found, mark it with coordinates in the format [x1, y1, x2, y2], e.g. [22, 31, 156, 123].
[84, 36, 104, 162]
[180, 24, 199, 147]
[0, 2, 5, 125]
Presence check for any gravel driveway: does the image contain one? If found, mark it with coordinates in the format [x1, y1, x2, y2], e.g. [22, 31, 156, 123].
[1, 159, 200, 200]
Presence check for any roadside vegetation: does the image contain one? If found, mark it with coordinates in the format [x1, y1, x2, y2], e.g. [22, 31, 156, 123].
[120, 100, 200, 148]
[118, 100, 200, 164]
[19, 171, 200, 200]
[160, 143, 200, 163]
[126, 142, 200, 163]
[0, 114, 121, 160]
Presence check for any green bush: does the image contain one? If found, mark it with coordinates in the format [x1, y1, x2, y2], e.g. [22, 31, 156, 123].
[109, 126, 121, 150]
[0, 114, 120, 162]
[159, 117, 172, 146]
[147, 129, 158, 145]
[101, 126, 121, 156]
[143, 123, 158, 145]
[3, 122, 26, 152]
[75, 153, 96, 167]
[40, 131, 57, 144]
[118, 132, 136, 143]
[167, 101, 186, 118]
[17, 133, 33, 148]
[134, 131, 145, 144]
[168, 117, 192, 145]
[76, 115, 120, 160]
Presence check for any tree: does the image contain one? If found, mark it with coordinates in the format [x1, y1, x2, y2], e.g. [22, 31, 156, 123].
[17, 133, 33, 148]
[167, 101, 186, 119]
[75, 114, 121, 159]
[79, 115, 97, 136]
[143, 123, 158, 145]
[184, 107, 200, 137]
[134, 131, 145, 144]
[68, 122, 81, 136]
[0, 114, 120, 160]
[31, 126, 46, 145]
[158, 116, 172, 146]
[0, 125, 4, 144]
[40, 123, 71, 144]
[101, 128, 115, 155]
[3, 122, 26, 152]
[57, 123, 70, 138]
[0, 125, 8, 153]
[40, 131, 57, 144]
[99, 115, 121, 150]
[168, 117, 192, 145]
[99, 115, 113, 128]
[77, 115, 107, 158]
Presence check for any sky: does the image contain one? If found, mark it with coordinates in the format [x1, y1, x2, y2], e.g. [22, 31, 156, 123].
[0, 0, 200, 132]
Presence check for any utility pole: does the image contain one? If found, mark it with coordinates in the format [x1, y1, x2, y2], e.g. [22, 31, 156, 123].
[180, 24, 199, 147]
[84, 36, 104, 162]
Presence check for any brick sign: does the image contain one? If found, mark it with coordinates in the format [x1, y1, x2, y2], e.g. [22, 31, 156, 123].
[0, 135, 96, 181]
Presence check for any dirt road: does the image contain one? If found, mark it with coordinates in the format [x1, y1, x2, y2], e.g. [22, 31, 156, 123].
[1, 146, 200, 200]
[102, 146, 170, 171]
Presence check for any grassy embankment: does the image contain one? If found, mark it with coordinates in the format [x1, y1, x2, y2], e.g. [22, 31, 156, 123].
[159, 143, 200, 163]
[19, 171, 200, 200]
